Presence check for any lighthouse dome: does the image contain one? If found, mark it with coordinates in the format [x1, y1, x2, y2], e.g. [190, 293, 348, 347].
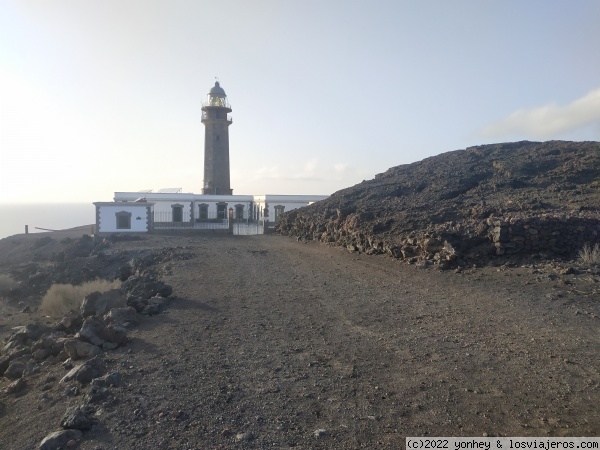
[209, 81, 226, 98]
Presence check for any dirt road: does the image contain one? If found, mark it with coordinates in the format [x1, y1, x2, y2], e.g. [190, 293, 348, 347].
[2, 233, 600, 449]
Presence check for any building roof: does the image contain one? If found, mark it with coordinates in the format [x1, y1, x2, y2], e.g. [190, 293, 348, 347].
[209, 81, 226, 98]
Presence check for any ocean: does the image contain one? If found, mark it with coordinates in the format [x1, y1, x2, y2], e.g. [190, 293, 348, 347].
[0, 203, 95, 240]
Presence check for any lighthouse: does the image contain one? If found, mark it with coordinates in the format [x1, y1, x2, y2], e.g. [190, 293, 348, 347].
[201, 81, 233, 195]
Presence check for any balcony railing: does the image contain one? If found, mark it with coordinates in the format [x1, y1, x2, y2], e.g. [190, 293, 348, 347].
[201, 111, 232, 123]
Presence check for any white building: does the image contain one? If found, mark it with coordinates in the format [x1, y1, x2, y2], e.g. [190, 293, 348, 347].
[94, 82, 328, 234]
[94, 201, 154, 233]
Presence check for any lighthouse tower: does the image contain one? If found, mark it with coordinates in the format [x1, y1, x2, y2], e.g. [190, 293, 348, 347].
[201, 81, 233, 195]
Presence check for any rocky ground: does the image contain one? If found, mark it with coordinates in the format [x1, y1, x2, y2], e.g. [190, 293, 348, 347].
[277, 141, 600, 268]
[1, 229, 600, 449]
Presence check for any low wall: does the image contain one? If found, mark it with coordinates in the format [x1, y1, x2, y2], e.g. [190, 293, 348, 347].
[488, 215, 600, 255]
[279, 210, 600, 267]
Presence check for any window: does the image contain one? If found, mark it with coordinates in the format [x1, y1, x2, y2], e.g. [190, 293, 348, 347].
[198, 204, 208, 220]
[172, 204, 184, 222]
[274, 205, 285, 221]
[217, 203, 227, 219]
[116, 211, 132, 229]
[235, 204, 244, 221]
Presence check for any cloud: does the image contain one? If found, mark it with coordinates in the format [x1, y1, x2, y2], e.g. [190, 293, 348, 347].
[232, 158, 374, 195]
[333, 162, 349, 174]
[251, 158, 325, 182]
[479, 88, 600, 140]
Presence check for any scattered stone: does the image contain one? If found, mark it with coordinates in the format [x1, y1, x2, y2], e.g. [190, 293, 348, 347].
[63, 386, 79, 397]
[81, 289, 124, 318]
[61, 406, 93, 431]
[77, 316, 128, 349]
[126, 296, 148, 313]
[4, 360, 26, 380]
[148, 295, 169, 307]
[4, 345, 30, 361]
[60, 357, 106, 385]
[9, 323, 51, 343]
[104, 306, 139, 326]
[4, 378, 26, 394]
[54, 313, 83, 333]
[157, 284, 173, 298]
[236, 431, 254, 442]
[121, 274, 172, 299]
[141, 304, 161, 316]
[64, 339, 101, 360]
[77, 317, 107, 346]
[0, 356, 9, 376]
[91, 371, 122, 388]
[32, 348, 50, 361]
[314, 429, 329, 438]
[22, 361, 41, 377]
[62, 358, 74, 370]
[85, 386, 110, 404]
[39, 429, 82, 450]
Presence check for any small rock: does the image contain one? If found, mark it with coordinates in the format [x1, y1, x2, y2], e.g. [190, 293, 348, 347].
[61, 406, 93, 431]
[236, 431, 254, 442]
[85, 386, 110, 404]
[141, 304, 160, 316]
[63, 386, 79, 397]
[64, 339, 101, 360]
[126, 296, 148, 313]
[32, 348, 51, 361]
[158, 284, 173, 298]
[81, 289, 123, 318]
[314, 429, 329, 438]
[60, 356, 106, 385]
[62, 358, 74, 370]
[4, 361, 26, 380]
[54, 313, 83, 333]
[105, 306, 139, 326]
[0, 356, 10, 376]
[4, 378, 26, 394]
[39, 429, 82, 450]
[100, 371, 122, 387]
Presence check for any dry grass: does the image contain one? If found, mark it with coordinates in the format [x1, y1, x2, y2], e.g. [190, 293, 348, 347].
[41, 279, 121, 317]
[0, 274, 18, 297]
[579, 243, 600, 265]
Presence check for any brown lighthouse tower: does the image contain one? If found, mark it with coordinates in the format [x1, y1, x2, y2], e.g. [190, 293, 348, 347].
[201, 81, 233, 195]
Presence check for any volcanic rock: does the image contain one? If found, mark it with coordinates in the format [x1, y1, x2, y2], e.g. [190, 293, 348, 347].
[277, 141, 600, 267]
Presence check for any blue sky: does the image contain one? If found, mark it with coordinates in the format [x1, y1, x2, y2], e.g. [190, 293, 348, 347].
[1, 0, 599, 202]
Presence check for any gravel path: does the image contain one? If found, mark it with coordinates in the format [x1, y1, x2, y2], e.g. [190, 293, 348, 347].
[2, 233, 600, 449]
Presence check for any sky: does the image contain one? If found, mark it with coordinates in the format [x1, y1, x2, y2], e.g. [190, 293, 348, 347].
[1, 0, 599, 203]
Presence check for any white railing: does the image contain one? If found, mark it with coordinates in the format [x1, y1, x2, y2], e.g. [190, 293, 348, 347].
[153, 211, 229, 229]
[152, 211, 268, 234]
[233, 221, 266, 235]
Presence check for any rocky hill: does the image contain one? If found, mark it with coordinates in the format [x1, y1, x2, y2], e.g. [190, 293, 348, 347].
[277, 140, 600, 268]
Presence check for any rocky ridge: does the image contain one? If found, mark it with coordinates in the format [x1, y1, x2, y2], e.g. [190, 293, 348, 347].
[277, 140, 600, 268]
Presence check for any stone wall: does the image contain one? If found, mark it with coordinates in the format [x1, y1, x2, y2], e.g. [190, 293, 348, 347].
[488, 215, 600, 256]
[279, 210, 600, 268]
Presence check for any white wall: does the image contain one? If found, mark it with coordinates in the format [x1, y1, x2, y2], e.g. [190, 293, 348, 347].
[111, 192, 327, 223]
[96, 204, 151, 233]
[254, 195, 328, 222]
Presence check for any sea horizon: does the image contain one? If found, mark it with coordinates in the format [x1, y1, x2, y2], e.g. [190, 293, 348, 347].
[0, 203, 95, 240]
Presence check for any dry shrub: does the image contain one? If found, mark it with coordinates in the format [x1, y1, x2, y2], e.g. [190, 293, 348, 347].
[41, 279, 121, 317]
[0, 274, 18, 296]
[579, 243, 600, 265]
